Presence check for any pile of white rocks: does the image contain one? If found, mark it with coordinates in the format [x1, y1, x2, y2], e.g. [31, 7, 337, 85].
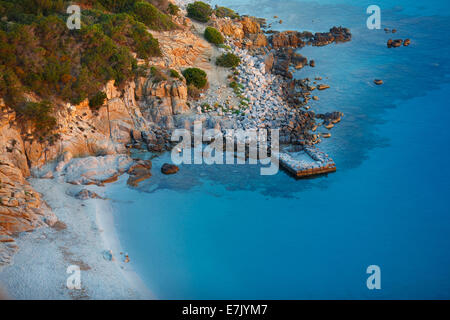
[195, 43, 296, 135]
[232, 46, 293, 131]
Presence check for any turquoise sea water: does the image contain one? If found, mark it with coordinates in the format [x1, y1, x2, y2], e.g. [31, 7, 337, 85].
[105, 0, 450, 299]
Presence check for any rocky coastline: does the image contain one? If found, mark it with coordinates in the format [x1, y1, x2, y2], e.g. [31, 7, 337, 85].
[0, 0, 352, 296]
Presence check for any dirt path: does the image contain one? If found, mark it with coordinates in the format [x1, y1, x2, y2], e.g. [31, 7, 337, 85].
[190, 21, 240, 108]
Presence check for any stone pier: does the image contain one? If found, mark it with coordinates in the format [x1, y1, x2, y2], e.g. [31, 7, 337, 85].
[279, 146, 336, 178]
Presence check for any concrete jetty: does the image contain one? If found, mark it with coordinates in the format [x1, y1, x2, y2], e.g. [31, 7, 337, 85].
[279, 146, 336, 178]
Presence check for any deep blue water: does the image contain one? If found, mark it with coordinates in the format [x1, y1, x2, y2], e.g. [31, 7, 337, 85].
[105, 0, 450, 299]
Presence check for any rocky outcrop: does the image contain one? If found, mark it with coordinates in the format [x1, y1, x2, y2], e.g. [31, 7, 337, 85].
[240, 17, 261, 35]
[0, 156, 56, 266]
[210, 16, 267, 49]
[0, 101, 29, 177]
[211, 17, 245, 39]
[269, 48, 308, 78]
[269, 27, 351, 49]
[149, 28, 210, 69]
[270, 31, 307, 49]
[138, 77, 190, 128]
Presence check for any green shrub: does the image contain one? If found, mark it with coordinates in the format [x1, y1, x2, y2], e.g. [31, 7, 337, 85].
[169, 69, 180, 78]
[182, 68, 207, 89]
[186, 1, 212, 23]
[132, 1, 176, 31]
[204, 27, 224, 45]
[229, 81, 238, 89]
[216, 53, 241, 68]
[16, 101, 57, 134]
[89, 91, 107, 110]
[214, 6, 239, 19]
[168, 3, 180, 15]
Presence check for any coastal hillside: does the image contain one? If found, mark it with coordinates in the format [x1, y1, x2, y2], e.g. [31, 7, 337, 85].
[0, 0, 350, 266]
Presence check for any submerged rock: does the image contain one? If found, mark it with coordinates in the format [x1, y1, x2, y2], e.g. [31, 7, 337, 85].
[75, 189, 104, 200]
[127, 160, 152, 187]
[161, 163, 179, 175]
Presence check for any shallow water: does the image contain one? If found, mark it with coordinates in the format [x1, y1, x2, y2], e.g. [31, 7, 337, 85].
[106, 0, 450, 299]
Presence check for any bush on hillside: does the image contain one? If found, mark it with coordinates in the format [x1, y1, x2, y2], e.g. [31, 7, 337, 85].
[204, 27, 224, 45]
[170, 69, 180, 78]
[98, 13, 162, 58]
[182, 68, 207, 89]
[132, 1, 176, 30]
[216, 53, 241, 68]
[15, 101, 57, 134]
[186, 1, 212, 23]
[168, 3, 179, 15]
[89, 91, 107, 110]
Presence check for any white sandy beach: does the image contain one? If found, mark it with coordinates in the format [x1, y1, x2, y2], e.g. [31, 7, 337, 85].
[0, 176, 152, 300]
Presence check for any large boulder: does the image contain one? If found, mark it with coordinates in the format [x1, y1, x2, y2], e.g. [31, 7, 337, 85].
[61, 155, 134, 186]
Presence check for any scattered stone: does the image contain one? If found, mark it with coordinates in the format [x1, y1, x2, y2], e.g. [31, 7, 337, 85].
[309, 60, 316, 67]
[404, 39, 411, 46]
[312, 96, 319, 101]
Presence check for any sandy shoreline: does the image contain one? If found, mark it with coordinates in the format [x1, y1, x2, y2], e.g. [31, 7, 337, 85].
[0, 176, 152, 300]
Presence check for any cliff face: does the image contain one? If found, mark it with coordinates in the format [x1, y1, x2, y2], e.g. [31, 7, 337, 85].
[0, 20, 199, 265]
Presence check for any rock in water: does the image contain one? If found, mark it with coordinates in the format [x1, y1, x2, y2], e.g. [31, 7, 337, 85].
[317, 84, 330, 90]
[161, 163, 179, 175]
[404, 39, 411, 46]
[374, 79, 384, 85]
[75, 189, 104, 200]
[127, 162, 152, 187]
